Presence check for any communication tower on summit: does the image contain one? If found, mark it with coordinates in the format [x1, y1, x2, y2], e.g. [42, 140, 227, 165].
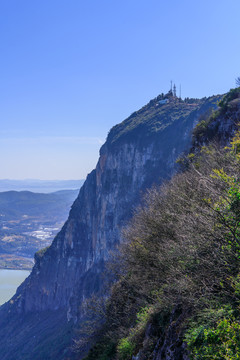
[173, 83, 176, 97]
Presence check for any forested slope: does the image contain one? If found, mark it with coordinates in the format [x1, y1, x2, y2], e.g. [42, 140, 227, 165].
[81, 88, 240, 360]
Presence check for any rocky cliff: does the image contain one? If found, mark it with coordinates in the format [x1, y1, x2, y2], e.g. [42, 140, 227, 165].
[0, 94, 221, 359]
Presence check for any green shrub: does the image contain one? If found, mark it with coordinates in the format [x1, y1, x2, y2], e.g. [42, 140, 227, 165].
[192, 120, 208, 139]
[117, 337, 135, 360]
[218, 87, 240, 113]
[83, 341, 116, 360]
[186, 316, 240, 359]
[34, 246, 50, 262]
[136, 306, 152, 325]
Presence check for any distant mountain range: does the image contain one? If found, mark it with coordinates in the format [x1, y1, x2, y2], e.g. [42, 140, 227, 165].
[0, 189, 80, 221]
[0, 189, 80, 269]
[0, 179, 84, 193]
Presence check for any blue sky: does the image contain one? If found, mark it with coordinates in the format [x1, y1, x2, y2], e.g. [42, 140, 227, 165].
[0, 0, 239, 179]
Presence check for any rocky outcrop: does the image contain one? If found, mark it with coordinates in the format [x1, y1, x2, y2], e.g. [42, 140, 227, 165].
[151, 308, 189, 360]
[132, 307, 189, 360]
[0, 95, 221, 359]
[192, 90, 240, 150]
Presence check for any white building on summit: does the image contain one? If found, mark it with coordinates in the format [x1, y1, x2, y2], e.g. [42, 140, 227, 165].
[159, 99, 169, 105]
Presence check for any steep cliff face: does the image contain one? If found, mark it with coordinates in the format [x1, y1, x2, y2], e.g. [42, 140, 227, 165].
[0, 95, 221, 359]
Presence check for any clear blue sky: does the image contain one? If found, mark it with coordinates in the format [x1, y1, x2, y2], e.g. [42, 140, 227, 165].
[0, 0, 239, 180]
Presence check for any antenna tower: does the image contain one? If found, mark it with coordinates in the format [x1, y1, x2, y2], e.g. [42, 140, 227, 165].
[173, 83, 176, 97]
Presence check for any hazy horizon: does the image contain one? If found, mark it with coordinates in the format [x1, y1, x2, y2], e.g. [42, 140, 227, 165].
[0, 178, 84, 181]
[0, 179, 85, 193]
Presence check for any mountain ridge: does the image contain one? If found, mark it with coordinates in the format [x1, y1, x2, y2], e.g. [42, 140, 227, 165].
[0, 179, 84, 193]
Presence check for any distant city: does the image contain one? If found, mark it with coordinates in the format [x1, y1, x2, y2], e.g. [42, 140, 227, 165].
[0, 181, 84, 270]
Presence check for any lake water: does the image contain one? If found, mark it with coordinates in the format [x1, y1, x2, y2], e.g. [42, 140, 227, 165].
[0, 269, 30, 305]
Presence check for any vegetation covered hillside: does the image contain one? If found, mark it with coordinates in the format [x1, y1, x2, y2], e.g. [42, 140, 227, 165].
[106, 94, 220, 149]
[79, 88, 240, 360]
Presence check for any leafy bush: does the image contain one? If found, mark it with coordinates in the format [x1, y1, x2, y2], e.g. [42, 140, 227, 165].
[82, 341, 116, 360]
[186, 316, 240, 359]
[117, 338, 135, 360]
[218, 87, 240, 113]
[34, 246, 50, 262]
[136, 306, 152, 325]
[192, 107, 220, 143]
